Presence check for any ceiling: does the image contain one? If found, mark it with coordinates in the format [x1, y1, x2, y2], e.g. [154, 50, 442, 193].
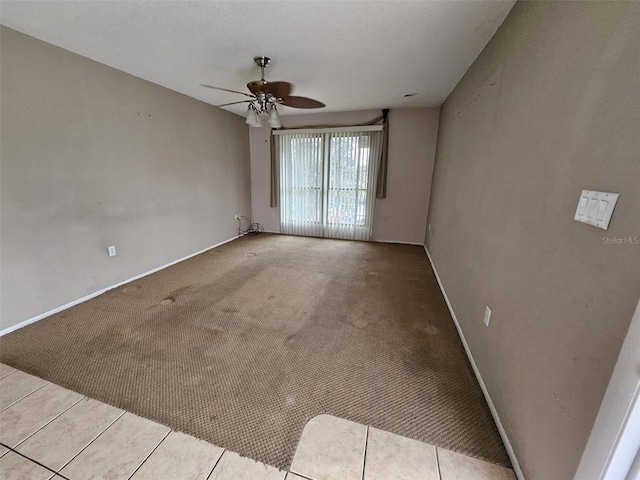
[0, 1, 515, 117]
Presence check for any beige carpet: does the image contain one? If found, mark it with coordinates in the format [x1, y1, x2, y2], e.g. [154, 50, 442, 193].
[0, 234, 510, 470]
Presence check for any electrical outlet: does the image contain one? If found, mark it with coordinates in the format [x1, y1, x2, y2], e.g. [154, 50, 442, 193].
[235, 214, 241, 221]
[428, 224, 434, 235]
[483, 306, 491, 327]
[108, 246, 117, 257]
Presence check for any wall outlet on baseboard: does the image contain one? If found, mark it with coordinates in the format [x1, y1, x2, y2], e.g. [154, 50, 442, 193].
[483, 306, 491, 327]
[107, 246, 117, 257]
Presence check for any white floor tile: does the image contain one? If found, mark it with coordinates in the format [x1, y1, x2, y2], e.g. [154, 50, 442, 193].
[437, 448, 516, 480]
[0, 363, 16, 379]
[0, 451, 53, 480]
[364, 428, 439, 480]
[0, 370, 48, 411]
[16, 397, 123, 471]
[131, 431, 224, 480]
[290, 414, 367, 480]
[0, 382, 83, 447]
[60, 412, 170, 480]
[208, 451, 286, 480]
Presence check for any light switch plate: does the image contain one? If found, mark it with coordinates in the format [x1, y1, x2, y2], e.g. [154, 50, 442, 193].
[574, 190, 618, 230]
[483, 306, 491, 327]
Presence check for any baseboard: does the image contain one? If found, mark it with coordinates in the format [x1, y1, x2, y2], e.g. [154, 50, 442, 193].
[262, 231, 423, 246]
[0, 236, 239, 337]
[373, 238, 424, 246]
[423, 245, 525, 480]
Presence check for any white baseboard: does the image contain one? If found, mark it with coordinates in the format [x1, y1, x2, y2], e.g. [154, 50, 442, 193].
[423, 245, 525, 480]
[1, 236, 239, 337]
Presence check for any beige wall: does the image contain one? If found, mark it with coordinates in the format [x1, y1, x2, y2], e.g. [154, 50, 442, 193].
[0, 27, 251, 330]
[426, 2, 640, 480]
[250, 108, 439, 244]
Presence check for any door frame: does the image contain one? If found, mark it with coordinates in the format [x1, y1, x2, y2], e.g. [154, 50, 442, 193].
[574, 298, 640, 480]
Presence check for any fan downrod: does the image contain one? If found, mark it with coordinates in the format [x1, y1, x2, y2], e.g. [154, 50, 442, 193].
[253, 56, 271, 81]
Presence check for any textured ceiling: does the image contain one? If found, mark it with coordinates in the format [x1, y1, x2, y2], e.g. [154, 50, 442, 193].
[0, 1, 515, 116]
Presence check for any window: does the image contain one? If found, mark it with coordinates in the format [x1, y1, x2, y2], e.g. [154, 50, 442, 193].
[275, 126, 383, 241]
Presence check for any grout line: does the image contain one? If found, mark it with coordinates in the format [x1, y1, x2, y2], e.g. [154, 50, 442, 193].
[13, 395, 86, 450]
[126, 428, 172, 479]
[205, 448, 226, 479]
[0, 381, 50, 413]
[361, 425, 369, 480]
[0, 441, 71, 480]
[55, 410, 127, 473]
[0, 368, 17, 380]
[435, 446, 442, 480]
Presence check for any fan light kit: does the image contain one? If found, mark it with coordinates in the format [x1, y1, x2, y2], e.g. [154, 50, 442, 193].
[201, 56, 325, 128]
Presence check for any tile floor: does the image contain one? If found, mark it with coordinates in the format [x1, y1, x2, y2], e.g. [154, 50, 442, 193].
[0, 364, 516, 480]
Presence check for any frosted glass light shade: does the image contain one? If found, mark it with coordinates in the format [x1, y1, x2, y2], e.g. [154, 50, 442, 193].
[267, 107, 281, 128]
[245, 106, 262, 127]
[252, 115, 263, 127]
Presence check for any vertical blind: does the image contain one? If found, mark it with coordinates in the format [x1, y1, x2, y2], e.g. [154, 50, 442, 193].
[276, 126, 383, 241]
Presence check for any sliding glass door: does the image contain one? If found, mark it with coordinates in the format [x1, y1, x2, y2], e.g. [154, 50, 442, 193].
[277, 127, 382, 241]
[279, 132, 325, 237]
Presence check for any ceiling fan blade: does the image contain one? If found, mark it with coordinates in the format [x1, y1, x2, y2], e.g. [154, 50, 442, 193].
[280, 96, 326, 109]
[263, 81, 293, 98]
[247, 81, 293, 98]
[200, 84, 255, 98]
[217, 100, 253, 107]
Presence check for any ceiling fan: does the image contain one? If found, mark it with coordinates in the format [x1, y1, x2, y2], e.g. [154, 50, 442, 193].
[201, 56, 325, 128]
